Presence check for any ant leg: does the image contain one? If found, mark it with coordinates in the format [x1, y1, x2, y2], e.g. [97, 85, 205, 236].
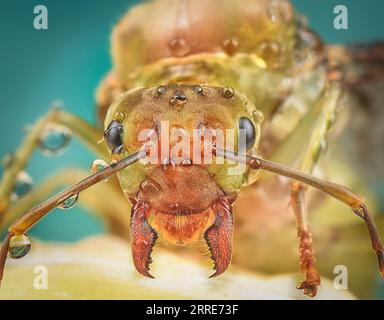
[285, 84, 340, 296]
[216, 149, 384, 280]
[0, 150, 145, 284]
[291, 183, 320, 297]
[0, 109, 108, 223]
[204, 198, 233, 278]
[1, 169, 131, 238]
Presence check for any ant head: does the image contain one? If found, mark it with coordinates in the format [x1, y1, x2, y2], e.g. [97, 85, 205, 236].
[104, 84, 263, 158]
[103, 84, 263, 197]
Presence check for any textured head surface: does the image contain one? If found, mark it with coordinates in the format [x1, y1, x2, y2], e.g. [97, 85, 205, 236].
[104, 84, 262, 198]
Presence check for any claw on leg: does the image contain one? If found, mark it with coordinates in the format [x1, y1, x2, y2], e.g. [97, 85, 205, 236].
[296, 229, 321, 297]
[204, 198, 233, 278]
[354, 203, 384, 278]
[217, 148, 384, 291]
[291, 183, 321, 297]
[130, 201, 158, 278]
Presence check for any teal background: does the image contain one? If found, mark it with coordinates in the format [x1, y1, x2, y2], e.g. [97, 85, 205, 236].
[0, 0, 384, 298]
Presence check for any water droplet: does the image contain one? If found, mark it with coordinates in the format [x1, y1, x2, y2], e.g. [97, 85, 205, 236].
[222, 87, 235, 99]
[91, 159, 110, 182]
[113, 112, 125, 122]
[256, 41, 282, 69]
[8, 234, 31, 259]
[253, 110, 265, 123]
[90, 159, 108, 174]
[11, 171, 33, 200]
[169, 93, 187, 108]
[222, 37, 239, 56]
[58, 192, 79, 210]
[110, 159, 118, 167]
[39, 125, 72, 156]
[156, 85, 167, 96]
[267, 0, 293, 24]
[168, 37, 190, 57]
[193, 85, 204, 95]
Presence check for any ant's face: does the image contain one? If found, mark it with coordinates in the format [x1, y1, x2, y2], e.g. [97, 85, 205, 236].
[104, 84, 262, 198]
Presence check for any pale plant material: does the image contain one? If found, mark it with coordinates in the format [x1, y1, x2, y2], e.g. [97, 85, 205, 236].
[0, 235, 354, 300]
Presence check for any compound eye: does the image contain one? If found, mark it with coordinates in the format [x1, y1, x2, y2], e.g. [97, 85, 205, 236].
[104, 120, 124, 154]
[238, 117, 256, 150]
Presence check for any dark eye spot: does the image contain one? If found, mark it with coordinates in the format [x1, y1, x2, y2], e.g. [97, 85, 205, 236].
[169, 92, 187, 108]
[104, 120, 124, 154]
[238, 117, 256, 150]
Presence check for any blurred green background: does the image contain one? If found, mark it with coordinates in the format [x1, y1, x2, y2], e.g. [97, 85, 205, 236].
[0, 0, 384, 297]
